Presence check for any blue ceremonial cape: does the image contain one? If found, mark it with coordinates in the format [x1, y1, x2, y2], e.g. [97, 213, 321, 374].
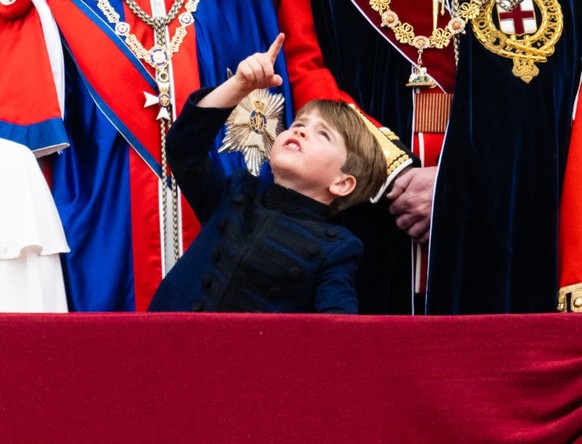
[426, 1, 582, 313]
[49, 0, 293, 310]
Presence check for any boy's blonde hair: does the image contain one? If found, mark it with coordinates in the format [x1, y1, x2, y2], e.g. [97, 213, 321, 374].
[296, 100, 388, 214]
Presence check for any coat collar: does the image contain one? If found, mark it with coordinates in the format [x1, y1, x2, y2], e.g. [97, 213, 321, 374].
[262, 182, 331, 222]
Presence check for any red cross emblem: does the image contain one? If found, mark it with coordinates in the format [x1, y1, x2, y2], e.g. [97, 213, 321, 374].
[497, 0, 537, 35]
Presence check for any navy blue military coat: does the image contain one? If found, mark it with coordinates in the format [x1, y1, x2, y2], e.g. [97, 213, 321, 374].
[148, 89, 361, 313]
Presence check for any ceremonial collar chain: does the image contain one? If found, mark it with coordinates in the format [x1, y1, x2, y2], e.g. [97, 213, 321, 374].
[368, 0, 556, 87]
[97, 0, 198, 92]
[370, 0, 485, 87]
[96, 0, 200, 264]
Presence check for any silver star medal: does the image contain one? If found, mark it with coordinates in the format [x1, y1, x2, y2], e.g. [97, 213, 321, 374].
[219, 84, 285, 176]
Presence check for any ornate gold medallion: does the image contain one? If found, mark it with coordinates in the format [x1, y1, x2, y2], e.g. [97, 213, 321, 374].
[471, 0, 563, 83]
[219, 87, 285, 176]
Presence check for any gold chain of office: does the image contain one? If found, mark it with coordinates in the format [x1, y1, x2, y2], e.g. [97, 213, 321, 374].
[97, 0, 199, 76]
[369, 0, 488, 86]
[369, 0, 485, 50]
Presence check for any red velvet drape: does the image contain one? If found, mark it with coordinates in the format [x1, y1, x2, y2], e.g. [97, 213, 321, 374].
[1, 313, 581, 442]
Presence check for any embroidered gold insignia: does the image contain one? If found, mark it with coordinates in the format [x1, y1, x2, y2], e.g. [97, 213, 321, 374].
[471, 0, 563, 83]
[219, 87, 285, 176]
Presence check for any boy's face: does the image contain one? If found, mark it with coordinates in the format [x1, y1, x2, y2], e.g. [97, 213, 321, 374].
[270, 110, 355, 205]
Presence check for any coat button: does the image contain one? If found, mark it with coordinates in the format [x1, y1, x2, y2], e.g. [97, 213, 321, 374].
[232, 194, 245, 204]
[202, 274, 212, 289]
[212, 249, 221, 263]
[288, 267, 301, 278]
[325, 228, 339, 239]
[307, 245, 320, 257]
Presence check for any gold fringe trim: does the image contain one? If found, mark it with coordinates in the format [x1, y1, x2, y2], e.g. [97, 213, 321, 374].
[557, 283, 582, 313]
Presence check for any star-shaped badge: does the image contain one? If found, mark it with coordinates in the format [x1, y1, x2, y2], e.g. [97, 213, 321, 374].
[219, 87, 285, 176]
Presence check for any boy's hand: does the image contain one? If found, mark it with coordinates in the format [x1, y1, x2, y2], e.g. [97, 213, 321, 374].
[233, 33, 285, 92]
[197, 33, 285, 109]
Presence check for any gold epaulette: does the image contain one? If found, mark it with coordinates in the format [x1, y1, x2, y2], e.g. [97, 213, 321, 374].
[348, 105, 412, 180]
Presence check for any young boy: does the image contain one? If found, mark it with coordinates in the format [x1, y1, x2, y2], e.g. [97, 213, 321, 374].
[148, 34, 387, 314]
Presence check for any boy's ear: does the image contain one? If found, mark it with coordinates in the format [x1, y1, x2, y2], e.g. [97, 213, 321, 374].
[329, 174, 356, 197]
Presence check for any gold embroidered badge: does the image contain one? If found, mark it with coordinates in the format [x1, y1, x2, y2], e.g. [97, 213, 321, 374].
[471, 0, 563, 83]
[219, 86, 285, 176]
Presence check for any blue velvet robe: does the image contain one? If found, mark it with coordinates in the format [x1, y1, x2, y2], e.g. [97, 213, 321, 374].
[427, 1, 582, 313]
[310, 0, 582, 313]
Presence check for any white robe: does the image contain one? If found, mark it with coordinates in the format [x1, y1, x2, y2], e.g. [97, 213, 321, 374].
[0, 140, 69, 312]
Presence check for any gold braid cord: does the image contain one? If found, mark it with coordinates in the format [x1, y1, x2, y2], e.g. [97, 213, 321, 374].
[159, 119, 181, 262]
[471, 0, 563, 83]
[557, 283, 582, 313]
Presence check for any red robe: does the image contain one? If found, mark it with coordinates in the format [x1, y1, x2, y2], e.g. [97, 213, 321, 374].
[558, 80, 582, 312]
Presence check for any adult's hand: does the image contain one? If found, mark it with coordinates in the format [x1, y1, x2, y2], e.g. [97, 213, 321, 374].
[386, 166, 437, 244]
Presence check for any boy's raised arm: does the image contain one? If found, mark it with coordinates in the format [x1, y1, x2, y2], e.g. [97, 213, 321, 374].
[198, 33, 285, 109]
